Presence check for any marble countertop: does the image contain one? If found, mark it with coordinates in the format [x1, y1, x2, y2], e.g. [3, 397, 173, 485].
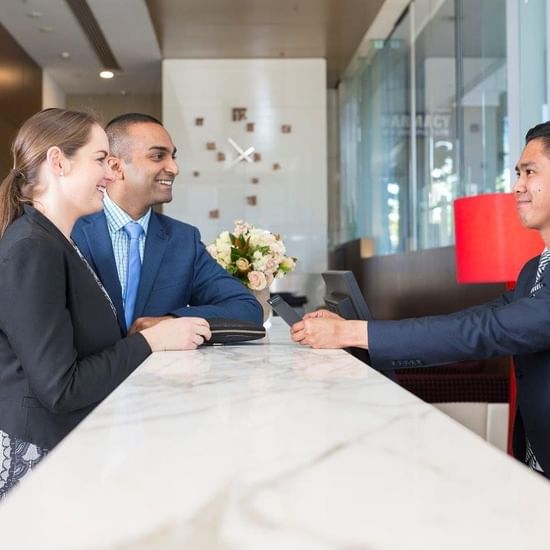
[1, 319, 550, 549]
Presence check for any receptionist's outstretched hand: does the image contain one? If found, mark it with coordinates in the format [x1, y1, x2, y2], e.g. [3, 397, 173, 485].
[302, 309, 343, 321]
[290, 309, 368, 350]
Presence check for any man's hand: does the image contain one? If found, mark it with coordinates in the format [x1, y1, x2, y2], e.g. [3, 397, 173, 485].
[128, 316, 174, 335]
[290, 310, 368, 349]
[302, 309, 343, 321]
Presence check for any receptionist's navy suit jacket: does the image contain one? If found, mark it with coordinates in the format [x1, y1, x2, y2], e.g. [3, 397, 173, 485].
[369, 255, 550, 475]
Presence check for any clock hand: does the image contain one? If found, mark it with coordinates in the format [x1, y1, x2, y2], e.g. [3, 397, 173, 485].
[228, 137, 245, 155]
[226, 138, 256, 168]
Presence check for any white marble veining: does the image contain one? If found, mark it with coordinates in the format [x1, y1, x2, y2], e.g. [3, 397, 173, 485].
[1, 319, 550, 548]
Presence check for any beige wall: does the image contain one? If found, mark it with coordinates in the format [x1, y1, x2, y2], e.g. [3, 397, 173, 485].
[66, 93, 161, 126]
[42, 70, 66, 109]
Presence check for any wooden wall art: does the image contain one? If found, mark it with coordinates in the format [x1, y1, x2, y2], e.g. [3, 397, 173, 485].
[232, 108, 247, 121]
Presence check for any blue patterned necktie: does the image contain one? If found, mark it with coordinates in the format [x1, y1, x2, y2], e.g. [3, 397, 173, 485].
[123, 222, 144, 330]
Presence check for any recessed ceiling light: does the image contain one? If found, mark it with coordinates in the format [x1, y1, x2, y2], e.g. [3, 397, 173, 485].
[120, 89, 128, 96]
[60, 52, 70, 59]
[27, 10, 42, 18]
[39, 26, 54, 33]
[99, 70, 114, 79]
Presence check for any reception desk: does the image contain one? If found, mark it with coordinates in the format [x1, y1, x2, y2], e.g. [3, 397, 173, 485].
[0, 319, 549, 548]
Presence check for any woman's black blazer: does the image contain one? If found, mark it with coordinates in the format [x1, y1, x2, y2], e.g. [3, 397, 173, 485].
[0, 206, 151, 449]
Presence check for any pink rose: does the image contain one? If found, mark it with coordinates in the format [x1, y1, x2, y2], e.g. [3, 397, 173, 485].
[247, 270, 267, 291]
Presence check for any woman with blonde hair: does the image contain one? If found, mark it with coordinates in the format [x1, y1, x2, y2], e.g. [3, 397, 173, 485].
[0, 108, 210, 498]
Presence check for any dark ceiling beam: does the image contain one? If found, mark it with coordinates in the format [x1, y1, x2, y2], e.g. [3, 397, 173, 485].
[65, 0, 121, 70]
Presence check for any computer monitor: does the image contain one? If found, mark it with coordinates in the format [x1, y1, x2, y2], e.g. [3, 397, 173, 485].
[321, 271, 373, 321]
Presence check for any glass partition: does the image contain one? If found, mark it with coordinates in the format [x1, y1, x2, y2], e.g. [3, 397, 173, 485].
[338, 0, 510, 254]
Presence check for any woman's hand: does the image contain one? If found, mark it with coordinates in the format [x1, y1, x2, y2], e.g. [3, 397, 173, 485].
[140, 317, 211, 351]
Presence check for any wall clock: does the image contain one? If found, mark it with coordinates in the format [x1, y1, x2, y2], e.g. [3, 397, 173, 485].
[192, 106, 292, 214]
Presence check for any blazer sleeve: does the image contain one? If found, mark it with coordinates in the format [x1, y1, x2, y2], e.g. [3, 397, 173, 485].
[167, 228, 263, 324]
[0, 237, 151, 414]
[366, 286, 550, 370]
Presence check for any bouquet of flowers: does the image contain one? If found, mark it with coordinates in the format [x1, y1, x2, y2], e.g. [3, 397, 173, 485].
[207, 220, 297, 291]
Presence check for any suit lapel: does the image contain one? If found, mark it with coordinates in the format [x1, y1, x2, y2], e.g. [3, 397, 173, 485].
[515, 256, 540, 297]
[134, 213, 170, 319]
[82, 214, 125, 325]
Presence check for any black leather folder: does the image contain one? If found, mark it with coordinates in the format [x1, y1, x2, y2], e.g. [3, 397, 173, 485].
[205, 318, 266, 345]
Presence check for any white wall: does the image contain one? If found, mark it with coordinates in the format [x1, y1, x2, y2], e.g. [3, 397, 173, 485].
[66, 93, 161, 126]
[162, 59, 328, 273]
[42, 70, 65, 109]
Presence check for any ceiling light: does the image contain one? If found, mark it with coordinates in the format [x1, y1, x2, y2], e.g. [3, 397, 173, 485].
[27, 10, 42, 18]
[60, 52, 70, 60]
[39, 26, 54, 33]
[99, 70, 114, 79]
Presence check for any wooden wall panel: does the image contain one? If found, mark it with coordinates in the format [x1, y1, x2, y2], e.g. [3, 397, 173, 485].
[0, 22, 42, 178]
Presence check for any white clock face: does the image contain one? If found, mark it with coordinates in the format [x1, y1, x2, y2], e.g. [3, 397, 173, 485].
[186, 106, 290, 220]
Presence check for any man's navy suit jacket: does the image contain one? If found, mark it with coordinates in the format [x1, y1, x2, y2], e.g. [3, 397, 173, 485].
[368, 254, 550, 475]
[72, 211, 263, 332]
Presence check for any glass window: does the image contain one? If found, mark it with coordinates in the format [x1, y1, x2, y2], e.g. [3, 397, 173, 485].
[518, 0, 547, 135]
[414, 0, 458, 249]
[458, 0, 508, 195]
[339, 11, 412, 255]
[337, 0, 509, 254]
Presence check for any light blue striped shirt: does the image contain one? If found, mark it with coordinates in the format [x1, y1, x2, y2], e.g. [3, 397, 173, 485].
[103, 193, 151, 303]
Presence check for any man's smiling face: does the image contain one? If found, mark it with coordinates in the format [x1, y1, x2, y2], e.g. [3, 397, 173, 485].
[513, 138, 550, 237]
[119, 122, 179, 212]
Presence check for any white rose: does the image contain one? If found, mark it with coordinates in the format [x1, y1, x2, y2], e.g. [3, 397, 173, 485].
[234, 220, 253, 237]
[206, 243, 218, 258]
[280, 256, 296, 271]
[252, 254, 269, 272]
[217, 230, 230, 244]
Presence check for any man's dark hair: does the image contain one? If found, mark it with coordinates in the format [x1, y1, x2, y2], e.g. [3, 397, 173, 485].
[105, 113, 163, 159]
[525, 121, 550, 154]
